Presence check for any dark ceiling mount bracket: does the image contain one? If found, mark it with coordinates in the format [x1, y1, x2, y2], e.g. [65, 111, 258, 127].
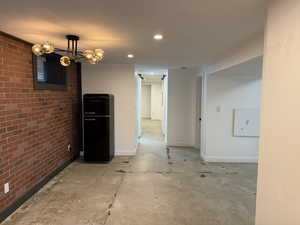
[161, 74, 167, 80]
[66, 35, 80, 56]
[138, 74, 144, 80]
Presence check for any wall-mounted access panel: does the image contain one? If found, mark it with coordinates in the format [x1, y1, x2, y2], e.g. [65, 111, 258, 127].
[233, 108, 260, 137]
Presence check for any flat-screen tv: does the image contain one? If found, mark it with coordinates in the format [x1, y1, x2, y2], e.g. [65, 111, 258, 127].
[32, 53, 67, 91]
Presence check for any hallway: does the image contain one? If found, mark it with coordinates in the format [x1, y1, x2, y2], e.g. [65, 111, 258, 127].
[141, 118, 163, 138]
[3, 123, 258, 225]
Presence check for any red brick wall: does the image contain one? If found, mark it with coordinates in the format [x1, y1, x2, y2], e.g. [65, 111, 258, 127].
[0, 32, 81, 213]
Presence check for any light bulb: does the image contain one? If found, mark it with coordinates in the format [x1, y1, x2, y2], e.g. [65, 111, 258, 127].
[94, 55, 103, 61]
[84, 50, 94, 59]
[42, 42, 54, 54]
[60, 56, 71, 66]
[32, 44, 44, 56]
[89, 57, 99, 64]
[94, 49, 104, 58]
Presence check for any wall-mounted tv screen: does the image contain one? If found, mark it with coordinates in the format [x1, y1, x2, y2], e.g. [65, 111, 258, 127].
[32, 53, 67, 91]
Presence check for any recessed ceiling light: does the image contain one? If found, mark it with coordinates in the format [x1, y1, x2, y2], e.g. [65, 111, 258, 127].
[153, 34, 163, 40]
[127, 54, 134, 58]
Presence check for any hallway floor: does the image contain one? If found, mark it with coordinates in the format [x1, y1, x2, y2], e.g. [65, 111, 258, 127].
[141, 118, 163, 138]
[2, 120, 258, 225]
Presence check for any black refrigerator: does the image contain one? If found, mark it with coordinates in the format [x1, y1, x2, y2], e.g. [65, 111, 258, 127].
[83, 94, 115, 162]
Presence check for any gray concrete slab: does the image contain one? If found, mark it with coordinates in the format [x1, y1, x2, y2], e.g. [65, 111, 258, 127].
[2, 119, 257, 225]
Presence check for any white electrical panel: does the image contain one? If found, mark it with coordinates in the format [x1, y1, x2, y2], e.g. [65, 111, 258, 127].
[233, 108, 260, 137]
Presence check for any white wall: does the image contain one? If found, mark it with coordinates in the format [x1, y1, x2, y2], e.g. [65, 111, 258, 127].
[167, 68, 198, 147]
[256, 1, 300, 224]
[204, 61, 262, 163]
[141, 84, 151, 118]
[82, 64, 137, 156]
[150, 83, 162, 120]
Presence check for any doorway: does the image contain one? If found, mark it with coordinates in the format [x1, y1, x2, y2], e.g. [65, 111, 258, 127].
[136, 73, 168, 142]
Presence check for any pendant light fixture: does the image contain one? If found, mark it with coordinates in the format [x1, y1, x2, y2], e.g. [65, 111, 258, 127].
[32, 35, 104, 66]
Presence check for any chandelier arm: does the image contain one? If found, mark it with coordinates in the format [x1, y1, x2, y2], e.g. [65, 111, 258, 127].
[54, 48, 68, 53]
[54, 48, 83, 55]
[76, 54, 87, 59]
[54, 48, 83, 53]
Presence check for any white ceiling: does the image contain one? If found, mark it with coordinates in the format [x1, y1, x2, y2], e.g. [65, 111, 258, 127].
[0, 0, 267, 71]
[212, 57, 263, 78]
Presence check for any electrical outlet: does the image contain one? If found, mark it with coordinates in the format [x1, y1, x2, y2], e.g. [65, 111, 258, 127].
[4, 183, 9, 194]
[67, 144, 71, 152]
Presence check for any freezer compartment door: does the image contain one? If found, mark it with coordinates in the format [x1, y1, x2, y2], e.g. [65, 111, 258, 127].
[83, 95, 110, 116]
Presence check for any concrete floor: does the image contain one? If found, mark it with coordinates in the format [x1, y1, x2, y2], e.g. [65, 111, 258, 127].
[141, 118, 163, 138]
[2, 119, 258, 225]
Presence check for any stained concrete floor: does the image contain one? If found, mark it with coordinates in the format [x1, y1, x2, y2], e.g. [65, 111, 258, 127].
[2, 119, 258, 225]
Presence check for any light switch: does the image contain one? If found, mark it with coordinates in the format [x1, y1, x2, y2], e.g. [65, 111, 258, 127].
[4, 183, 9, 194]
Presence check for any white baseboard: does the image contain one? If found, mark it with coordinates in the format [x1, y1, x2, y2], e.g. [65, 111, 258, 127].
[202, 155, 258, 163]
[167, 141, 194, 148]
[115, 150, 137, 156]
[168, 145, 195, 149]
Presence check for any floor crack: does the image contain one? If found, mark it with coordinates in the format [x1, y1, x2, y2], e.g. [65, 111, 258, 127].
[102, 160, 131, 225]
